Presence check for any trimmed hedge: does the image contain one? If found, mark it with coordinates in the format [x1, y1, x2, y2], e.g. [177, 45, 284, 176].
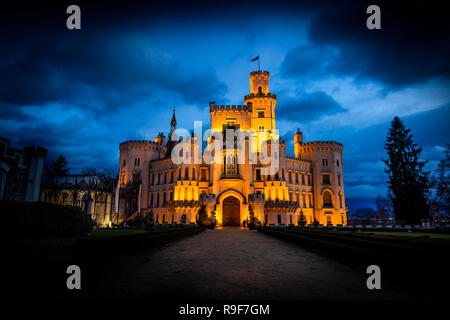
[0, 201, 92, 238]
[75, 226, 206, 255]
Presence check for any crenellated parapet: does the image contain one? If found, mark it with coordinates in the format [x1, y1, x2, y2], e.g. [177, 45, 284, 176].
[119, 139, 166, 152]
[250, 70, 270, 77]
[244, 92, 277, 101]
[209, 102, 253, 113]
[299, 140, 343, 153]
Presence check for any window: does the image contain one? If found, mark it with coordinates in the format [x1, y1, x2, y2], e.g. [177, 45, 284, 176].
[327, 215, 332, 225]
[288, 171, 292, 183]
[259, 126, 265, 131]
[296, 173, 299, 184]
[277, 215, 281, 224]
[258, 111, 264, 118]
[339, 193, 343, 208]
[156, 193, 160, 207]
[258, 86, 262, 94]
[164, 172, 167, 184]
[302, 194, 306, 207]
[341, 215, 344, 225]
[281, 169, 285, 180]
[337, 174, 341, 186]
[308, 194, 313, 207]
[123, 160, 126, 166]
[171, 171, 174, 182]
[150, 193, 153, 207]
[323, 191, 332, 208]
[337, 159, 340, 167]
[322, 174, 331, 185]
[275, 172, 279, 180]
[201, 169, 207, 181]
[163, 192, 166, 206]
[289, 215, 292, 224]
[307, 175, 311, 185]
[322, 158, 328, 166]
[255, 168, 262, 181]
[185, 167, 189, 180]
[225, 154, 237, 175]
[192, 168, 196, 180]
[301, 174, 305, 185]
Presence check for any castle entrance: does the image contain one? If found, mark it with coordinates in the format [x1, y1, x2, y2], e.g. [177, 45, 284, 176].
[222, 196, 240, 226]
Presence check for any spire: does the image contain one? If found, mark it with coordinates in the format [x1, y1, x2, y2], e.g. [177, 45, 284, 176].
[170, 106, 177, 132]
[169, 106, 177, 141]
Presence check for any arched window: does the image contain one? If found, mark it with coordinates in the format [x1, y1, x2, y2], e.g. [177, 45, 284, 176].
[192, 168, 196, 180]
[185, 167, 189, 180]
[258, 86, 262, 94]
[225, 154, 237, 175]
[323, 191, 332, 208]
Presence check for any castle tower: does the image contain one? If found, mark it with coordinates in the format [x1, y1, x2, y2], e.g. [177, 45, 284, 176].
[294, 128, 303, 158]
[245, 71, 278, 152]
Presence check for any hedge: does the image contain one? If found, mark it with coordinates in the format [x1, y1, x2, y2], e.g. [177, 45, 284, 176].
[0, 201, 92, 238]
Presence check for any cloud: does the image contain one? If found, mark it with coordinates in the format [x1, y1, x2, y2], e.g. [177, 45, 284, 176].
[281, 2, 450, 88]
[0, 32, 227, 117]
[277, 91, 346, 122]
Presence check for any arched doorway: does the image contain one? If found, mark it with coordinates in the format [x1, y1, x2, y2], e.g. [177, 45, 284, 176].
[222, 196, 240, 226]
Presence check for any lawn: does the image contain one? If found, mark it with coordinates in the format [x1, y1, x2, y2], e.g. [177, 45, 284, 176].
[90, 228, 149, 239]
[359, 231, 450, 239]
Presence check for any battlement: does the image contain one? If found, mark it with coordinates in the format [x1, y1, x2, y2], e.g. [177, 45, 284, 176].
[209, 102, 253, 113]
[301, 141, 343, 148]
[250, 70, 270, 77]
[119, 139, 165, 151]
[244, 92, 277, 101]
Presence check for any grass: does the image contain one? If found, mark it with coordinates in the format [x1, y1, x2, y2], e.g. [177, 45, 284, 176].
[90, 228, 149, 239]
[358, 231, 450, 239]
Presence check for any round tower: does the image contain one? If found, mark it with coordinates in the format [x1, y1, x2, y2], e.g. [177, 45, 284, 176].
[294, 128, 303, 158]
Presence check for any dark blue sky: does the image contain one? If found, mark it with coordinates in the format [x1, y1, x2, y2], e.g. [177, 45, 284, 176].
[1, 0, 449, 200]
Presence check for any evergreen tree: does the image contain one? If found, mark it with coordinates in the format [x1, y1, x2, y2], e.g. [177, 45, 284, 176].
[375, 195, 393, 223]
[48, 154, 70, 176]
[383, 117, 429, 224]
[433, 144, 450, 218]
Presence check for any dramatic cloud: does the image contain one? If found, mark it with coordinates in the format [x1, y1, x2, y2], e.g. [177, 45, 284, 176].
[282, 2, 450, 87]
[277, 91, 346, 122]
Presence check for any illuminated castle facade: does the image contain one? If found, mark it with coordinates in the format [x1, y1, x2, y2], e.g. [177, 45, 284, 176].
[117, 71, 347, 227]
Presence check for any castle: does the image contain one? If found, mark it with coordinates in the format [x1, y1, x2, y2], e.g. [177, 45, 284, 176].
[117, 71, 347, 227]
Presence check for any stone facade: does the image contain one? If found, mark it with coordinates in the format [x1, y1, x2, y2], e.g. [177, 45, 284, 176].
[40, 174, 118, 227]
[117, 71, 347, 227]
[0, 137, 47, 202]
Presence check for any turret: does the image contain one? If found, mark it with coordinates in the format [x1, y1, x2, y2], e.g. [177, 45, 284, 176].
[249, 70, 270, 95]
[294, 128, 302, 158]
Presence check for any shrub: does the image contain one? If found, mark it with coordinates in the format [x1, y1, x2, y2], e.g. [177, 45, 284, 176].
[0, 201, 93, 238]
